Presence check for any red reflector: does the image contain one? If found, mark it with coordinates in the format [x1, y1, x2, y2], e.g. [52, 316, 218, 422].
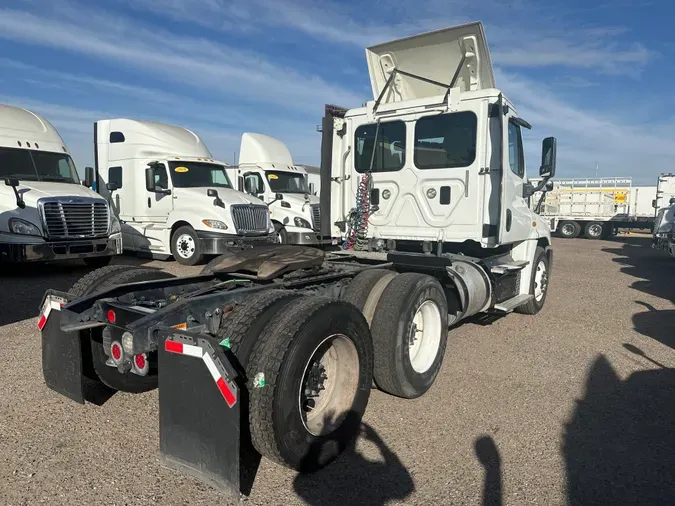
[37, 315, 47, 331]
[111, 343, 122, 360]
[164, 340, 183, 354]
[107, 309, 116, 324]
[216, 377, 236, 407]
[134, 353, 146, 369]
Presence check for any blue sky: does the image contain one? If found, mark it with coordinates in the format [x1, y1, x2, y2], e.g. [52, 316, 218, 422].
[0, 0, 671, 184]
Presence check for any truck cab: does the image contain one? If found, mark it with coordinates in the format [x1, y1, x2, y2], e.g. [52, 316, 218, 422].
[227, 133, 326, 245]
[0, 104, 121, 265]
[95, 119, 276, 265]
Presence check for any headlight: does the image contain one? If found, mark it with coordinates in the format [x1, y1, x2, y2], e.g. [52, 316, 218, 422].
[202, 219, 228, 230]
[110, 215, 121, 234]
[294, 217, 311, 229]
[9, 218, 41, 236]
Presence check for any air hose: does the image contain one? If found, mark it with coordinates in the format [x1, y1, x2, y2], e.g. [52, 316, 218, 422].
[343, 122, 380, 251]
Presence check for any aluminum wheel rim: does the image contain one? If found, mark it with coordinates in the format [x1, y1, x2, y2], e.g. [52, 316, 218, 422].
[176, 233, 196, 259]
[588, 224, 602, 237]
[534, 260, 548, 301]
[299, 334, 360, 437]
[562, 224, 575, 236]
[409, 300, 443, 374]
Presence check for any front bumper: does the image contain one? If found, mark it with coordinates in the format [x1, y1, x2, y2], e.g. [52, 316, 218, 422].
[196, 230, 277, 255]
[0, 233, 123, 262]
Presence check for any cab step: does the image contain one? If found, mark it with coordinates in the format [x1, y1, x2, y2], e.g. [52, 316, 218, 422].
[493, 294, 534, 312]
[490, 260, 529, 275]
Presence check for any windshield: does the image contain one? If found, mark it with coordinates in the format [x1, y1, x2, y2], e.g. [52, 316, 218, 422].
[168, 161, 232, 188]
[265, 171, 309, 194]
[0, 147, 80, 184]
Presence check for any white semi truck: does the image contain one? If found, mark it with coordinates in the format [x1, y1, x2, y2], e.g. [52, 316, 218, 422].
[0, 104, 121, 266]
[533, 174, 675, 239]
[94, 119, 276, 265]
[39, 21, 557, 498]
[226, 133, 329, 246]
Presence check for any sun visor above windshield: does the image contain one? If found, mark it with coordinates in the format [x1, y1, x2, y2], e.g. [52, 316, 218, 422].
[365, 21, 495, 104]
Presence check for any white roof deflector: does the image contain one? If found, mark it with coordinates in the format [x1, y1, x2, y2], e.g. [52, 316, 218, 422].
[365, 21, 495, 105]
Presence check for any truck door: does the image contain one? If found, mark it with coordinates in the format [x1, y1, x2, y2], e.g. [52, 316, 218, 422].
[498, 113, 533, 244]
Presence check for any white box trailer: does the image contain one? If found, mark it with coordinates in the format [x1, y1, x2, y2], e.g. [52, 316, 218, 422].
[532, 175, 675, 239]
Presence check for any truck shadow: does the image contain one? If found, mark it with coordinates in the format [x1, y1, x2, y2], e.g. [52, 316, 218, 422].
[292, 414, 414, 506]
[562, 350, 675, 505]
[0, 255, 153, 327]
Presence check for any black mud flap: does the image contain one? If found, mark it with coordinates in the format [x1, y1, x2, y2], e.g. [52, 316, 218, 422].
[158, 329, 260, 499]
[40, 290, 86, 404]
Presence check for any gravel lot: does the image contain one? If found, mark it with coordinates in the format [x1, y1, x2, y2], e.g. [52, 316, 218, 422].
[1, 235, 674, 506]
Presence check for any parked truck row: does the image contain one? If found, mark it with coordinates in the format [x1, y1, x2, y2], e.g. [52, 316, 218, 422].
[1, 109, 330, 266]
[40, 22, 559, 498]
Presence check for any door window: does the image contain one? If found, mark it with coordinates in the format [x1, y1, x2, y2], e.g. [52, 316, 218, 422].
[153, 164, 169, 189]
[508, 121, 525, 178]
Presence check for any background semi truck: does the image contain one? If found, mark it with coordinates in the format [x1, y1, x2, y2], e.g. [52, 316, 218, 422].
[226, 133, 329, 246]
[0, 104, 121, 265]
[94, 119, 276, 265]
[39, 22, 557, 498]
[532, 174, 675, 239]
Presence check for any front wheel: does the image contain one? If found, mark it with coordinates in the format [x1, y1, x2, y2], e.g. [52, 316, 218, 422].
[171, 226, 204, 266]
[274, 222, 288, 244]
[516, 247, 550, 315]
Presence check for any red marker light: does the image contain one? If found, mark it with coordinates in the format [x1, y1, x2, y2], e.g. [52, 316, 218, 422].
[134, 354, 146, 370]
[111, 343, 122, 361]
[107, 309, 116, 324]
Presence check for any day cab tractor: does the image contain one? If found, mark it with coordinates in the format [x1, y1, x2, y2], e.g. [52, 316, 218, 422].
[38, 21, 556, 498]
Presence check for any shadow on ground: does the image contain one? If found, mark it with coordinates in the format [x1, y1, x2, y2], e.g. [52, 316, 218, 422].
[293, 421, 414, 506]
[563, 349, 675, 504]
[0, 255, 152, 326]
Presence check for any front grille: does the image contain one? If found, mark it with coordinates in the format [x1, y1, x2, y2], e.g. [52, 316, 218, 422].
[40, 198, 109, 239]
[231, 205, 269, 234]
[310, 204, 321, 232]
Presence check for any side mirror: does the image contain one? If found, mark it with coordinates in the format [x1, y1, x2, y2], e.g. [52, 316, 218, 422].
[5, 176, 19, 187]
[207, 189, 218, 198]
[539, 137, 557, 179]
[145, 167, 156, 192]
[244, 178, 257, 195]
[207, 188, 224, 208]
[309, 182, 315, 195]
[670, 197, 675, 205]
[275, 192, 284, 201]
[652, 199, 658, 209]
[84, 166, 95, 188]
[106, 182, 119, 192]
[544, 180, 554, 192]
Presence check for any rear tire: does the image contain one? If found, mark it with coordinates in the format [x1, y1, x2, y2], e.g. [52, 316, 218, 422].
[83, 256, 112, 268]
[369, 273, 448, 399]
[515, 247, 549, 315]
[246, 297, 373, 472]
[171, 226, 204, 266]
[584, 222, 604, 239]
[340, 268, 397, 324]
[559, 221, 581, 238]
[70, 266, 175, 393]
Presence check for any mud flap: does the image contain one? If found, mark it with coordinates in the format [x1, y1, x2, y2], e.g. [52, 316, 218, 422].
[40, 291, 86, 404]
[158, 329, 260, 498]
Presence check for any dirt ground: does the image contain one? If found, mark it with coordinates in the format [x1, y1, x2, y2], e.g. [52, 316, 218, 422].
[1, 235, 673, 506]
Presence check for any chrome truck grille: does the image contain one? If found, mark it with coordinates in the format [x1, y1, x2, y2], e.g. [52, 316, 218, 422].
[311, 204, 321, 232]
[231, 204, 270, 234]
[39, 197, 109, 239]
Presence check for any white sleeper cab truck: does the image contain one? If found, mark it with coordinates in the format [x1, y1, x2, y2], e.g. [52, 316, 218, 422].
[94, 119, 276, 265]
[653, 199, 675, 257]
[0, 104, 121, 266]
[226, 133, 327, 245]
[38, 22, 556, 499]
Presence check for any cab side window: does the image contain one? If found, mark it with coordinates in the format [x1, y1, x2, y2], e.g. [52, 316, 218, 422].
[153, 164, 169, 189]
[508, 121, 525, 178]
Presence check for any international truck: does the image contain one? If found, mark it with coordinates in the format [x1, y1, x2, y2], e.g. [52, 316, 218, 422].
[0, 104, 121, 265]
[533, 173, 675, 239]
[93, 119, 277, 265]
[226, 133, 329, 246]
[38, 22, 557, 498]
[653, 198, 675, 257]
